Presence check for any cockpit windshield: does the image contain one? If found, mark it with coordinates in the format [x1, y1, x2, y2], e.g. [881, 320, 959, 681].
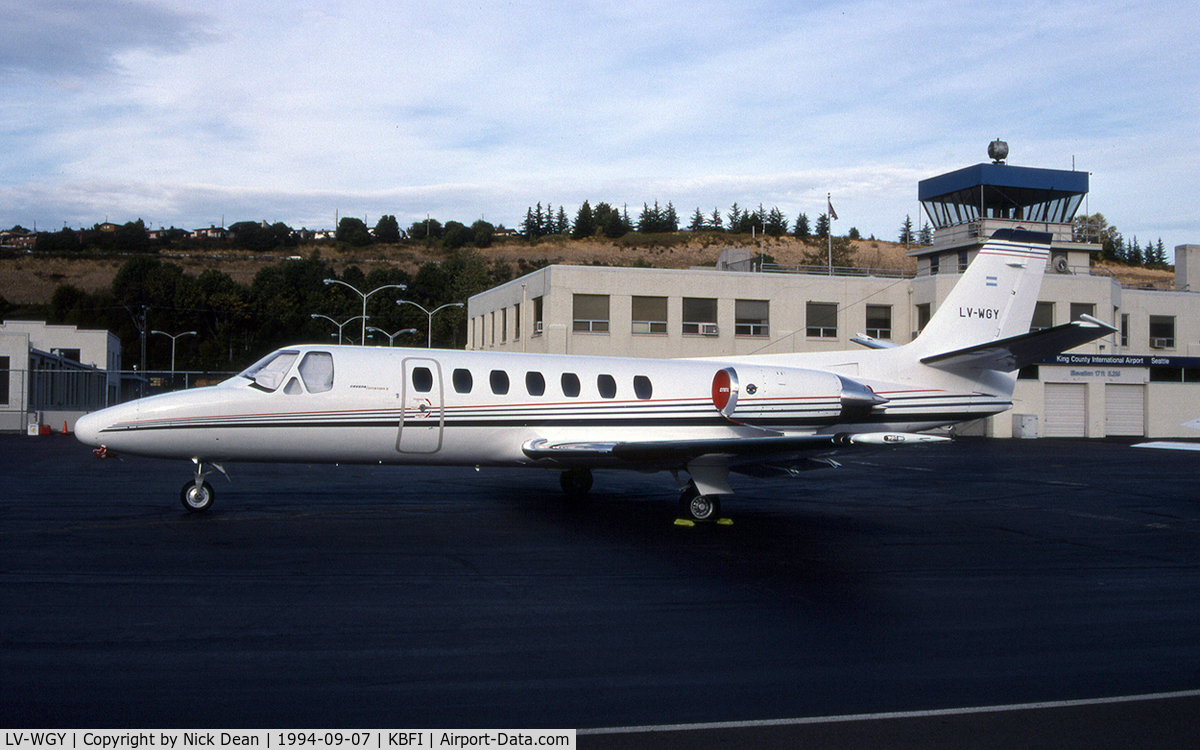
[239, 350, 299, 392]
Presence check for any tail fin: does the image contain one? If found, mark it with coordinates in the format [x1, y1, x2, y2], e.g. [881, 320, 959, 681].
[909, 229, 1051, 360]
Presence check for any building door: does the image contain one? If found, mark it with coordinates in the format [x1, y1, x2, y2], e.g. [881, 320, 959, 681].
[396, 358, 444, 454]
[1044, 383, 1087, 437]
[1105, 384, 1145, 437]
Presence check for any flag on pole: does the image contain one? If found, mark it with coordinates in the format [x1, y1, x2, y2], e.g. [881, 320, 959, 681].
[827, 195, 838, 221]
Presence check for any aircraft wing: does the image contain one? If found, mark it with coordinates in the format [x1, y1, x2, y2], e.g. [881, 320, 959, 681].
[920, 315, 1117, 372]
[1133, 441, 1200, 452]
[522, 432, 949, 464]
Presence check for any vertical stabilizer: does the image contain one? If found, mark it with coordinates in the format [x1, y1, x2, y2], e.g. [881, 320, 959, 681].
[909, 229, 1051, 358]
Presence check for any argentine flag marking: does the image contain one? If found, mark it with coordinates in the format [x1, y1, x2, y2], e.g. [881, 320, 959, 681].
[985, 276, 998, 287]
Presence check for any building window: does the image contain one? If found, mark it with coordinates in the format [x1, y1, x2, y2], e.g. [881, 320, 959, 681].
[916, 303, 931, 335]
[958, 250, 969, 273]
[865, 305, 892, 340]
[806, 302, 837, 338]
[532, 296, 544, 336]
[735, 299, 769, 337]
[572, 294, 609, 333]
[1031, 301, 1054, 332]
[1070, 302, 1095, 321]
[632, 296, 668, 334]
[1121, 314, 1129, 348]
[682, 297, 718, 335]
[1150, 315, 1175, 349]
[513, 304, 521, 340]
[930, 255, 940, 275]
[0, 356, 8, 406]
[501, 307, 507, 343]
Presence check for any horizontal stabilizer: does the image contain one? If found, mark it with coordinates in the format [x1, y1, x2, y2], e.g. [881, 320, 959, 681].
[920, 315, 1116, 372]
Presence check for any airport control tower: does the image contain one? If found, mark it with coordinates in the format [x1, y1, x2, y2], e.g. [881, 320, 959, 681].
[912, 140, 1099, 276]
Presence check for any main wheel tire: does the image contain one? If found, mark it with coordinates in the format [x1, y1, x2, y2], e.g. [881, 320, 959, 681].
[679, 484, 720, 522]
[180, 480, 215, 512]
[559, 468, 594, 497]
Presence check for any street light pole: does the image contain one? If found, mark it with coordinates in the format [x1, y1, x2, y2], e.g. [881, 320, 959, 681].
[397, 301, 465, 348]
[310, 314, 366, 345]
[150, 329, 197, 379]
[322, 280, 408, 345]
[366, 327, 419, 346]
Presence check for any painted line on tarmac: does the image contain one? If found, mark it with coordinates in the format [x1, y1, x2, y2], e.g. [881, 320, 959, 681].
[579, 689, 1200, 735]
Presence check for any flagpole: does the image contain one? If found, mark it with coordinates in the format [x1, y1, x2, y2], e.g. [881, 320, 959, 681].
[827, 193, 833, 275]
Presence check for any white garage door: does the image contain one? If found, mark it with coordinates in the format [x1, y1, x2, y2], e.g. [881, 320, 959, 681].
[1044, 383, 1087, 437]
[1105, 384, 1145, 436]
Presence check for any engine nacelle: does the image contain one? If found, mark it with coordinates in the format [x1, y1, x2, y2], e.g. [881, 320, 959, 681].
[711, 366, 887, 427]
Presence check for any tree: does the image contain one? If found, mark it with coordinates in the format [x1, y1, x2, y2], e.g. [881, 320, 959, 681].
[688, 207, 707, 232]
[408, 217, 442, 241]
[898, 215, 914, 245]
[593, 202, 628, 238]
[35, 227, 81, 254]
[764, 207, 788, 237]
[793, 213, 810, 241]
[373, 215, 401, 243]
[815, 212, 830, 240]
[572, 201, 596, 239]
[709, 208, 723, 231]
[471, 219, 495, 248]
[727, 203, 743, 233]
[336, 217, 373, 247]
[442, 221, 471, 249]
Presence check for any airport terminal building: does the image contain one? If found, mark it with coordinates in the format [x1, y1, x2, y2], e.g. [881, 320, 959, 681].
[467, 154, 1200, 439]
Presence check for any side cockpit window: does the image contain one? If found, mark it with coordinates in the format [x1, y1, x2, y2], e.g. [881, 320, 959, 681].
[241, 350, 299, 392]
[298, 352, 334, 393]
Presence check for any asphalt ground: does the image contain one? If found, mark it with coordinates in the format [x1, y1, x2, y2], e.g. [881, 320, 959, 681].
[1, 433, 1198, 748]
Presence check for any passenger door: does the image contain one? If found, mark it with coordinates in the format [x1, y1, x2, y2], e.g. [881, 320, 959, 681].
[396, 358, 444, 454]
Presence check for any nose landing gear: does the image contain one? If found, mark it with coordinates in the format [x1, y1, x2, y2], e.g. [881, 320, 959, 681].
[179, 459, 226, 513]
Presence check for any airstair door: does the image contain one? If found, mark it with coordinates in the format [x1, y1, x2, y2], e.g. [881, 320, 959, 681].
[396, 358, 444, 454]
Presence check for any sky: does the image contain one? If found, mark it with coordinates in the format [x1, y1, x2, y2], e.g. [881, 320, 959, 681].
[2, 0, 1197, 254]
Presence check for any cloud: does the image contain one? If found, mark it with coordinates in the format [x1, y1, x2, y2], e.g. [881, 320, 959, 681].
[0, 0, 212, 80]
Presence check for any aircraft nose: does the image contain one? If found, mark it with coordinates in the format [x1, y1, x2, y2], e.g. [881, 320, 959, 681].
[74, 410, 105, 447]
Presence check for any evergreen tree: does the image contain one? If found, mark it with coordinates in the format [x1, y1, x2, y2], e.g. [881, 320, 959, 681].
[373, 215, 401, 243]
[709, 208, 723, 231]
[815, 213, 830, 240]
[898, 215, 914, 244]
[688, 207, 707, 231]
[765, 207, 788, 237]
[572, 201, 596, 239]
[793, 213, 810, 240]
[727, 203, 743, 233]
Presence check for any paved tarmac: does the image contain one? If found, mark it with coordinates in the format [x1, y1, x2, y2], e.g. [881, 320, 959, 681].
[1, 433, 1199, 747]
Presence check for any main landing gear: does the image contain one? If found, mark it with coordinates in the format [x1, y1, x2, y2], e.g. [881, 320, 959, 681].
[678, 480, 721, 523]
[556, 468, 724, 523]
[180, 459, 225, 513]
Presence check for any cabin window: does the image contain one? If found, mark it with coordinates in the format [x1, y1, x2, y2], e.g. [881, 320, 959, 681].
[526, 371, 546, 396]
[298, 352, 334, 393]
[412, 367, 434, 393]
[597, 374, 617, 399]
[452, 368, 473, 394]
[561, 373, 581, 398]
[241, 350, 298, 392]
[490, 369, 510, 395]
[806, 302, 837, 338]
[632, 296, 668, 334]
[284, 377, 303, 395]
[735, 299, 769, 337]
[633, 375, 653, 400]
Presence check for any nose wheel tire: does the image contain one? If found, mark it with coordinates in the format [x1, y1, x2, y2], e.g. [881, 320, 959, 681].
[180, 480, 215, 512]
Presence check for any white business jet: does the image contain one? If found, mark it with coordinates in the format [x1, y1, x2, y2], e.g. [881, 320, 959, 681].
[75, 229, 1114, 521]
